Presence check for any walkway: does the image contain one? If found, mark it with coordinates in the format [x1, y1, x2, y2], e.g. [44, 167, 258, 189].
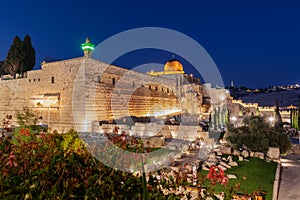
[277, 154, 300, 200]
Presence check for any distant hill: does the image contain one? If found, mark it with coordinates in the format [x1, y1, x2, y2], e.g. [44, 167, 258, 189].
[241, 89, 300, 107]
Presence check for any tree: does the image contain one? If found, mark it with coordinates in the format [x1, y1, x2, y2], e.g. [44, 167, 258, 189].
[274, 99, 283, 130]
[17, 107, 38, 127]
[0, 61, 4, 76]
[3, 34, 36, 78]
[290, 107, 298, 130]
[3, 36, 24, 78]
[226, 115, 290, 153]
[298, 100, 300, 131]
[20, 34, 35, 77]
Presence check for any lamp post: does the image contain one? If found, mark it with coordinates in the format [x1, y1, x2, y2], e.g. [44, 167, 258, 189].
[231, 116, 237, 128]
[268, 116, 274, 128]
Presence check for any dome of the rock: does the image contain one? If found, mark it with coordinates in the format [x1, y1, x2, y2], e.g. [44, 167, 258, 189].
[164, 59, 184, 72]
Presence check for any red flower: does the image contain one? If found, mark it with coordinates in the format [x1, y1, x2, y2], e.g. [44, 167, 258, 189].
[206, 166, 228, 186]
[6, 152, 18, 168]
[147, 185, 152, 192]
[20, 128, 30, 136]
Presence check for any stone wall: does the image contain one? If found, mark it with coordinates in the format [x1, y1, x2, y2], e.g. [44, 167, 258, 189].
[92, 122, 208, 142]
[0, 57, 202, 133]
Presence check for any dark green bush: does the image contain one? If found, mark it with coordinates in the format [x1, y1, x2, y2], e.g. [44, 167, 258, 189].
[226, 116, 291, 153]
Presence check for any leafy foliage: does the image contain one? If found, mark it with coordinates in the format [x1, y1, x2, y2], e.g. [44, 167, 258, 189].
[226, 116, 291, 153]
[3, 34, 35, 78]
[291, 106, 299, 130]
[20, 34, 36, 77]
[0, 61, 4, 76]
[3, 36, 24, 78]
[274, 99, 283, 130]
[0, 129, 184, 199]
[17, 107, 38, 127]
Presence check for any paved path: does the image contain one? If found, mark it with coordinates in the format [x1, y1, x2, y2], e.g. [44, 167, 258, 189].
[277, 155, 300, 200]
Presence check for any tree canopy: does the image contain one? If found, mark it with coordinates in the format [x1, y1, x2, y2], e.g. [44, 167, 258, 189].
[2, 34, 35, 78]
[20, 34, 36, 76]
[225, 115, 291, 153]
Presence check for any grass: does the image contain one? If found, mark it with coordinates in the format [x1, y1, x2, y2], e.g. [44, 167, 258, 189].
[199, 157, 278, 200]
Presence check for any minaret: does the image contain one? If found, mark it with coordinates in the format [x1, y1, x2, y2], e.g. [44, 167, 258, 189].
[81, 37, 95, 58]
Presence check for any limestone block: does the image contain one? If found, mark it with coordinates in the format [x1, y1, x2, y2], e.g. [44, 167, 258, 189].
[249, 151, 254, 157]
[218, 165, 227, 171]
[253, 152, 264, 159]
[181, 144, 189, 152]
[207, 158, 218, 164]
[206, 138, 215, 146]
[241, 150, 249, 158]
[208, 153, 216, 160]
[198, 131, 209, 140]
[168, 145, 177, 151]
[229, 161, 238, 167]
[142, 136, 164, 148]
[205, 161, 216, 168]
[221, 147, 231, 155]
[238, 156, 244, 162]
[232, 149, 240, 156]
[119, 124, 131, 130]
[227, 155, 233, 163]
[267, 147, 280, 159]
[227, 174, 237, 179]
[220, 161, 231, 169]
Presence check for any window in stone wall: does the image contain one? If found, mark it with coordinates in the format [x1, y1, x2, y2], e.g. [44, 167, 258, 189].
[51, 77, 55, 84]
[97, 75, 101, 83]
[167, 88, 169, 93]
[133, 81, 135, 88]
[155, 85, 158, 91]
[149, 85, 151, 90]
[34, 79, 36, 82]
[29, 79, 31, 82]
[38, 78, 40, 81]
[112, 77, 115, 85]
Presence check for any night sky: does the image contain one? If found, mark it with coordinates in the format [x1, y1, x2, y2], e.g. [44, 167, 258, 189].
[0, 0, 299, 88]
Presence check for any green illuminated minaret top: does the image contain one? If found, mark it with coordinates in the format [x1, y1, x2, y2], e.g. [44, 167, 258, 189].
[81, 37, 94, 57]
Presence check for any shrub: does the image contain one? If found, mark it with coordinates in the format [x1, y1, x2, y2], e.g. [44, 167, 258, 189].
[226, 116, 291, 153]
[0, 129, 181, 199]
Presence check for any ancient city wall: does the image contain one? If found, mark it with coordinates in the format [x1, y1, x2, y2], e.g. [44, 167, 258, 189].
[0, 57, 184, 132]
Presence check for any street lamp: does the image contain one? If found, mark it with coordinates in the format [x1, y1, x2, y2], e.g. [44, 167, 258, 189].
[231, 116, 237, 127]
[268, 116, 274, 128]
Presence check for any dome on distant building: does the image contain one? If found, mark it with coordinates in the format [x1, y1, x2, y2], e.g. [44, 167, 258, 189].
[164, 59, 184, 72]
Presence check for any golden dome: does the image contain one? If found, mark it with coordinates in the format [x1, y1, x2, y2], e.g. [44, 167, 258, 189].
[164, 59, 184, 72]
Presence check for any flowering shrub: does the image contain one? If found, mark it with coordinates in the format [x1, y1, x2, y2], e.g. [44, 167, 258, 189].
[197, 165, 248, 200]
[0, 129, 183, 199]
[206, 165, 229, 187]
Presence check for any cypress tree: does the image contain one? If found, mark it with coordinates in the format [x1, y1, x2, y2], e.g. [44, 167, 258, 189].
[274, 99, 283, 130]
[20, 34, 36, 77]
[0, 61, 4, 76]
[290, 108, 294, 128]
[3, 36, 24, 78]
[296, 101, 300, 130]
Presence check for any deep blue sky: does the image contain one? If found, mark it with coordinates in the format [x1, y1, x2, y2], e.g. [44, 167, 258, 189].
[0, 0, 299, 88]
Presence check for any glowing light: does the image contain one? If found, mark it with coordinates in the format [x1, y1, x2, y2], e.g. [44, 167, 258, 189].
[81, 43, 95, 51]
[231, 116, 237, 122]
[269, 116, 274, 122]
